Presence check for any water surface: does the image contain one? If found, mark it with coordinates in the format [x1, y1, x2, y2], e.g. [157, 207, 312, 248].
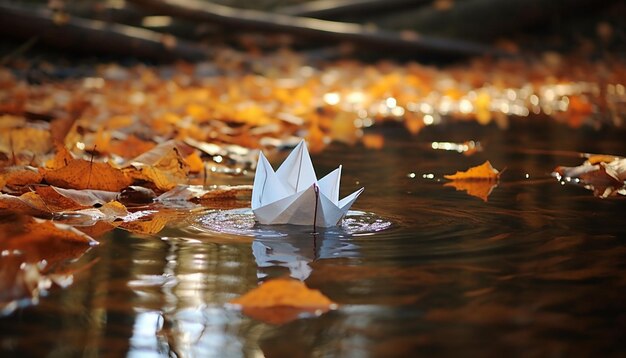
[1, 121, 626, 357]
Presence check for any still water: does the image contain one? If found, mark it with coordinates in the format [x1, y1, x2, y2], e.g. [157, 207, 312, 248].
[1, 121, 626, 357]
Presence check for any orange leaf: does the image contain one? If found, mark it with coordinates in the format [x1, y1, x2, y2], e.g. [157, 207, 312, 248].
[125, 141, 189, 191]
[230, 278, 335, 309]
[45, 145, 74, 170]
[0, 166, 43, 190]
[44, 159, 131, 192]
[362, 134, 385, 149]
[444, 161, 500, 181]
[0, 192, 51, 218]
[230, 279, 336, 324]
[184, 152, 204, 173]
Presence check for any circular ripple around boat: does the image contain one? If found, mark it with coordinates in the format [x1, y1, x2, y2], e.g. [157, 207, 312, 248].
[192, 208, 392, 238]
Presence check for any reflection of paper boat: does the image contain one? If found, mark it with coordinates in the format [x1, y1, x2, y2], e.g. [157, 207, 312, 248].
[251, 140, 363, 227]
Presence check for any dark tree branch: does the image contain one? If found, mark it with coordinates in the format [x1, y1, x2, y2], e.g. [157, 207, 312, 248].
[0, 3, 209, 62]
[276, 0, 429, 20]
[128, 0, 503, 59]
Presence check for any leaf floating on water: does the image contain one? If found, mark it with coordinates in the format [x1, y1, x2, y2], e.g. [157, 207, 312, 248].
[229, 278, 336, 325]
[444, 161, 501, 181]
[554, 156, 626, 198]
[443, 161, 501, 201]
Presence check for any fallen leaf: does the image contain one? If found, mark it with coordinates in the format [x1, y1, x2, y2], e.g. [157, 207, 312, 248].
[43, 147, 131, 191]
[0, 166, 43, 191]
[553, 156, 625, 198]
[45, 145, 74, 170]
[230, 279, 335, 323]
[51, 186, 119, 207]
[444, 161, 500, 180]
[0, 124, 53, 164]
[126, 141, 189, 191]
[0, 192, 51, 218]
[231, 278, 334, 308]
[184, 151, 204, 173]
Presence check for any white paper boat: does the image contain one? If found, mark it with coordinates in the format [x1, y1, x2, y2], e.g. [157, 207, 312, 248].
[251, 140, 364, 227]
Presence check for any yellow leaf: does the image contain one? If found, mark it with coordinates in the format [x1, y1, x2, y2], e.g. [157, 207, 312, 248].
[126, 141, 189, 191]
[444, 161, 500, 181]
[184, 152, 204, 173]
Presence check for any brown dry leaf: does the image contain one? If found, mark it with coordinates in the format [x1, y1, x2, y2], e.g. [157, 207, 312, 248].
[444, 161, 500, 181]
[107, 135, 156, 159]
[0, 124, 53, 162]
[0, 192, 51, 218]
[34, 186, 91, 211]
[0, 166, 43, 191]
[45, 145, 74, 170]
[44, 155, 131, 192]
[230, 278, 335, 310]
[444, 180, 497, 202]
[126, 141, 189, 191]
